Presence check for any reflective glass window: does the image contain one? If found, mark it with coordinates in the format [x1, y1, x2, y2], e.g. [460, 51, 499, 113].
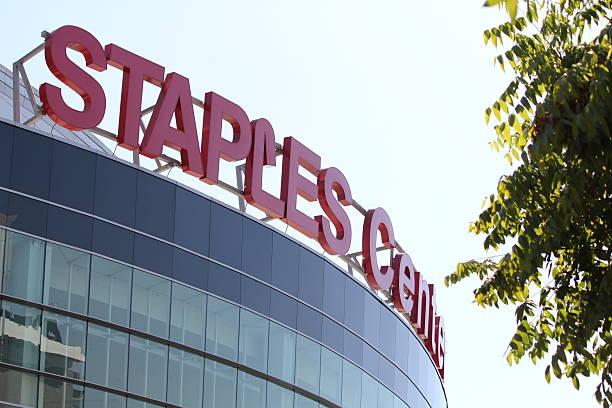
[126, 400, 163, 408]
[395, 320, 409, 373]
[379, 307, 396, 359]
[10, 127, 51, 199]
[322, 263, 345, 322]
[344, 279, 365, 336]
[168, 348, 204, 408]
[361, 373, 378, 408]
[0, 122, 14, 188]
[85, 323, 128, 390]
[172, 248, 209, 291]
[270, 233, 299, 296]
[94, 156, 137, 228]
[238, 309, 269, 372]
[294, 394, 318, 408]
[2, 231, 45, 302]
[319, 347, 342, 405]
[0, 367, 37, 407]
[133, 234, 173, 279]
[38, 376, 84, 408]
[240, 276, 270, 316]
[0, 228, 5, 289]
[135, 172, 176, 241]
[205, 297, 239, 361]
[266, 381, 293, 408]
[208, 263, 240, 303]
[49, 141, 96, 213]
[269, 289, 297, 329]
[89, 256, 132, 326]
[170, 283, 207, 349]
[297, 303, 322, 341]
[0, 191, 7, 229]
[297, 248, 323, 309]
[378, 383, 394, 408]
[342, 360, 362, 408]
[174, 187, 210, 256]
[237, 371, 266, 408]
[7, 194, 48, 238]
[209, 203, 242, 269]
[295, 335, 321, 394]
[43, 243, 90, 314]
[130, 269, 170, 338]
[343, 329, 363, 366]
[91, 220, 135, 265]
[241, 218, 272, 282]
[379, 356, 395, 391]
[40, 312, 86, 380]
[46, 206, 93, 251]
[84, 387, 127, 408]
[394, 394, 408, 408]
[128, 336, 168, 401]
[321, 316, 343, 355]
[363, 343, 379, 378]
[363, 295, 380, 349]
[203, 360, 237, 408]
[0, 301, 41, 369]
[267, 322, 296, 383]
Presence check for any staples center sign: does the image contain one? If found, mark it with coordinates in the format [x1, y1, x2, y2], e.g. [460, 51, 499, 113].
[38, 25, 445, 378]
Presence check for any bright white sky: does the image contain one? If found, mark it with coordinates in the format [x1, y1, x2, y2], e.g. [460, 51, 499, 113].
[1, 0, 601, 407]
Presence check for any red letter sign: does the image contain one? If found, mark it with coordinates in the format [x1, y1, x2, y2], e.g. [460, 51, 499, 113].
[106, 44, 164, 149]
[201, 92, 252, 185]
[391, 253, 417, 314]
[244, 118, 285, 219]
[362, 208, 396, 291]
[280, 137, 321, 238]
[40, 25, 107, 131]
[140, 73, 203, 177]
[315, 167, 352, 255]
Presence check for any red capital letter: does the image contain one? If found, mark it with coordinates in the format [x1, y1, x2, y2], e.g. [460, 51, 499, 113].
[411, 272, 431, 338]
[140, 73, 203, 177]
[201, 92, 252, 185]
[362, 208, 396, 291]
[315, 167, 352, 255]
[105, 44, 164, 150]
[244, 118, 285, 218]
[434, 316, 445, 378]
[424, 284, 438, 355]
[40, 25, 106, 131]
[391, 253, 417, 314]
[280, 137, 321, 239]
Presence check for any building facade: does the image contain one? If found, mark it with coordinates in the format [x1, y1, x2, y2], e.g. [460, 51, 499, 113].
[0, 65, 447, 408]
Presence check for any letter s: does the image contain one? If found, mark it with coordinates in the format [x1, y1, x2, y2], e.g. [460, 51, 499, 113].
[39, 25, 107, 130]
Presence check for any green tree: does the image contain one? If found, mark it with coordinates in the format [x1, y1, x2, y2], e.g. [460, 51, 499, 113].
[445, 0, 611, 405]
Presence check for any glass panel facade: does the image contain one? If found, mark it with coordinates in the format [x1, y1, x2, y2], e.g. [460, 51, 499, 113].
[85, 323, 128, 390]
[38, 376, 85, 408]
[170, 283, 206, 349]
[266, 382, 294, 408]
[295, 335, 321, 395]
[238, 309, 269, 372]
[342, 360, 362, 408]
[237, 371, 267, 408]
[167, 348, 204, 408]
[40, 312, 86, 380]
[206, 297, 239, 361]
[319, 348, 342, 405]
[89, 256, 132, 326]
[361, 373, 378, 408]
[84, 387, 127, 408]
[130, 269, 170, 338]
[0, 301, 41, 369]
[128, 336, 168, 402]
[204, 360, 237, 408]
[43, 243, 90, 314]
[268, 322, 296, 383]
[2, 231, 45, 302]
[0, 367, 38, 407]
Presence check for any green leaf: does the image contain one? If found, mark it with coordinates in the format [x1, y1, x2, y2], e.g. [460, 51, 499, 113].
[572, 376, 580, 390]
[483, 0, 502, 6]
[545, 365, 551, 383]
[506, 0, 518, 20]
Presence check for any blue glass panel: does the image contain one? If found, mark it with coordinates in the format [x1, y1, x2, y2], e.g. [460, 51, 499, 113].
[168, 348, 204, 408]
[130, 269, 171, 338]
[208, 263, 240, 303]
[363, 294, 380, 349]
[297, 248, 323, 309]
[94, 156, 137, 227]
[2, 231, 45, 302]
[297, 303, 322, 341]
[241, 218, 272, 282]
[135, 172, 175, 241]
[237, 371, 266, 408]
[342, 360, 362, 408]
[91, 220, 135, 264]
[205, 297, 239, 361]
[379, 307, 396, 359]
[238, 309, 269, 372]
[49, 140, 96, 212]
[240, 276, 270, 315]
[269, 289, 297, 329]
[0, 122, 14, 188]
[203, 360, 237, 408]
[267, 321, 296, 383]
[7, 193, 48, 237]
[321, 316, 343, 354]
[43, 243, 90, 314]
[209, 203, 242, 269]
[362, 343, 379, 378]
[322, 263, 345, 322]
[270, 233, 298, 296]
[46, 206, 93, 250]
[133, 234, 173, 278]
[10, 127, 51, 199]
[344, 279, 365, 336]
[128, 336, 168, 401]
[174, 187, 210, 256]
[172, 248, 209, 290]
[170, 283, 207, 349]
[295, 335, 321, 394]
[343, 329, 363, 366]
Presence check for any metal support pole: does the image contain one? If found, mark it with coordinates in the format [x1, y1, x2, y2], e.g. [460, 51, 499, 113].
[12, 62, 20, 123]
